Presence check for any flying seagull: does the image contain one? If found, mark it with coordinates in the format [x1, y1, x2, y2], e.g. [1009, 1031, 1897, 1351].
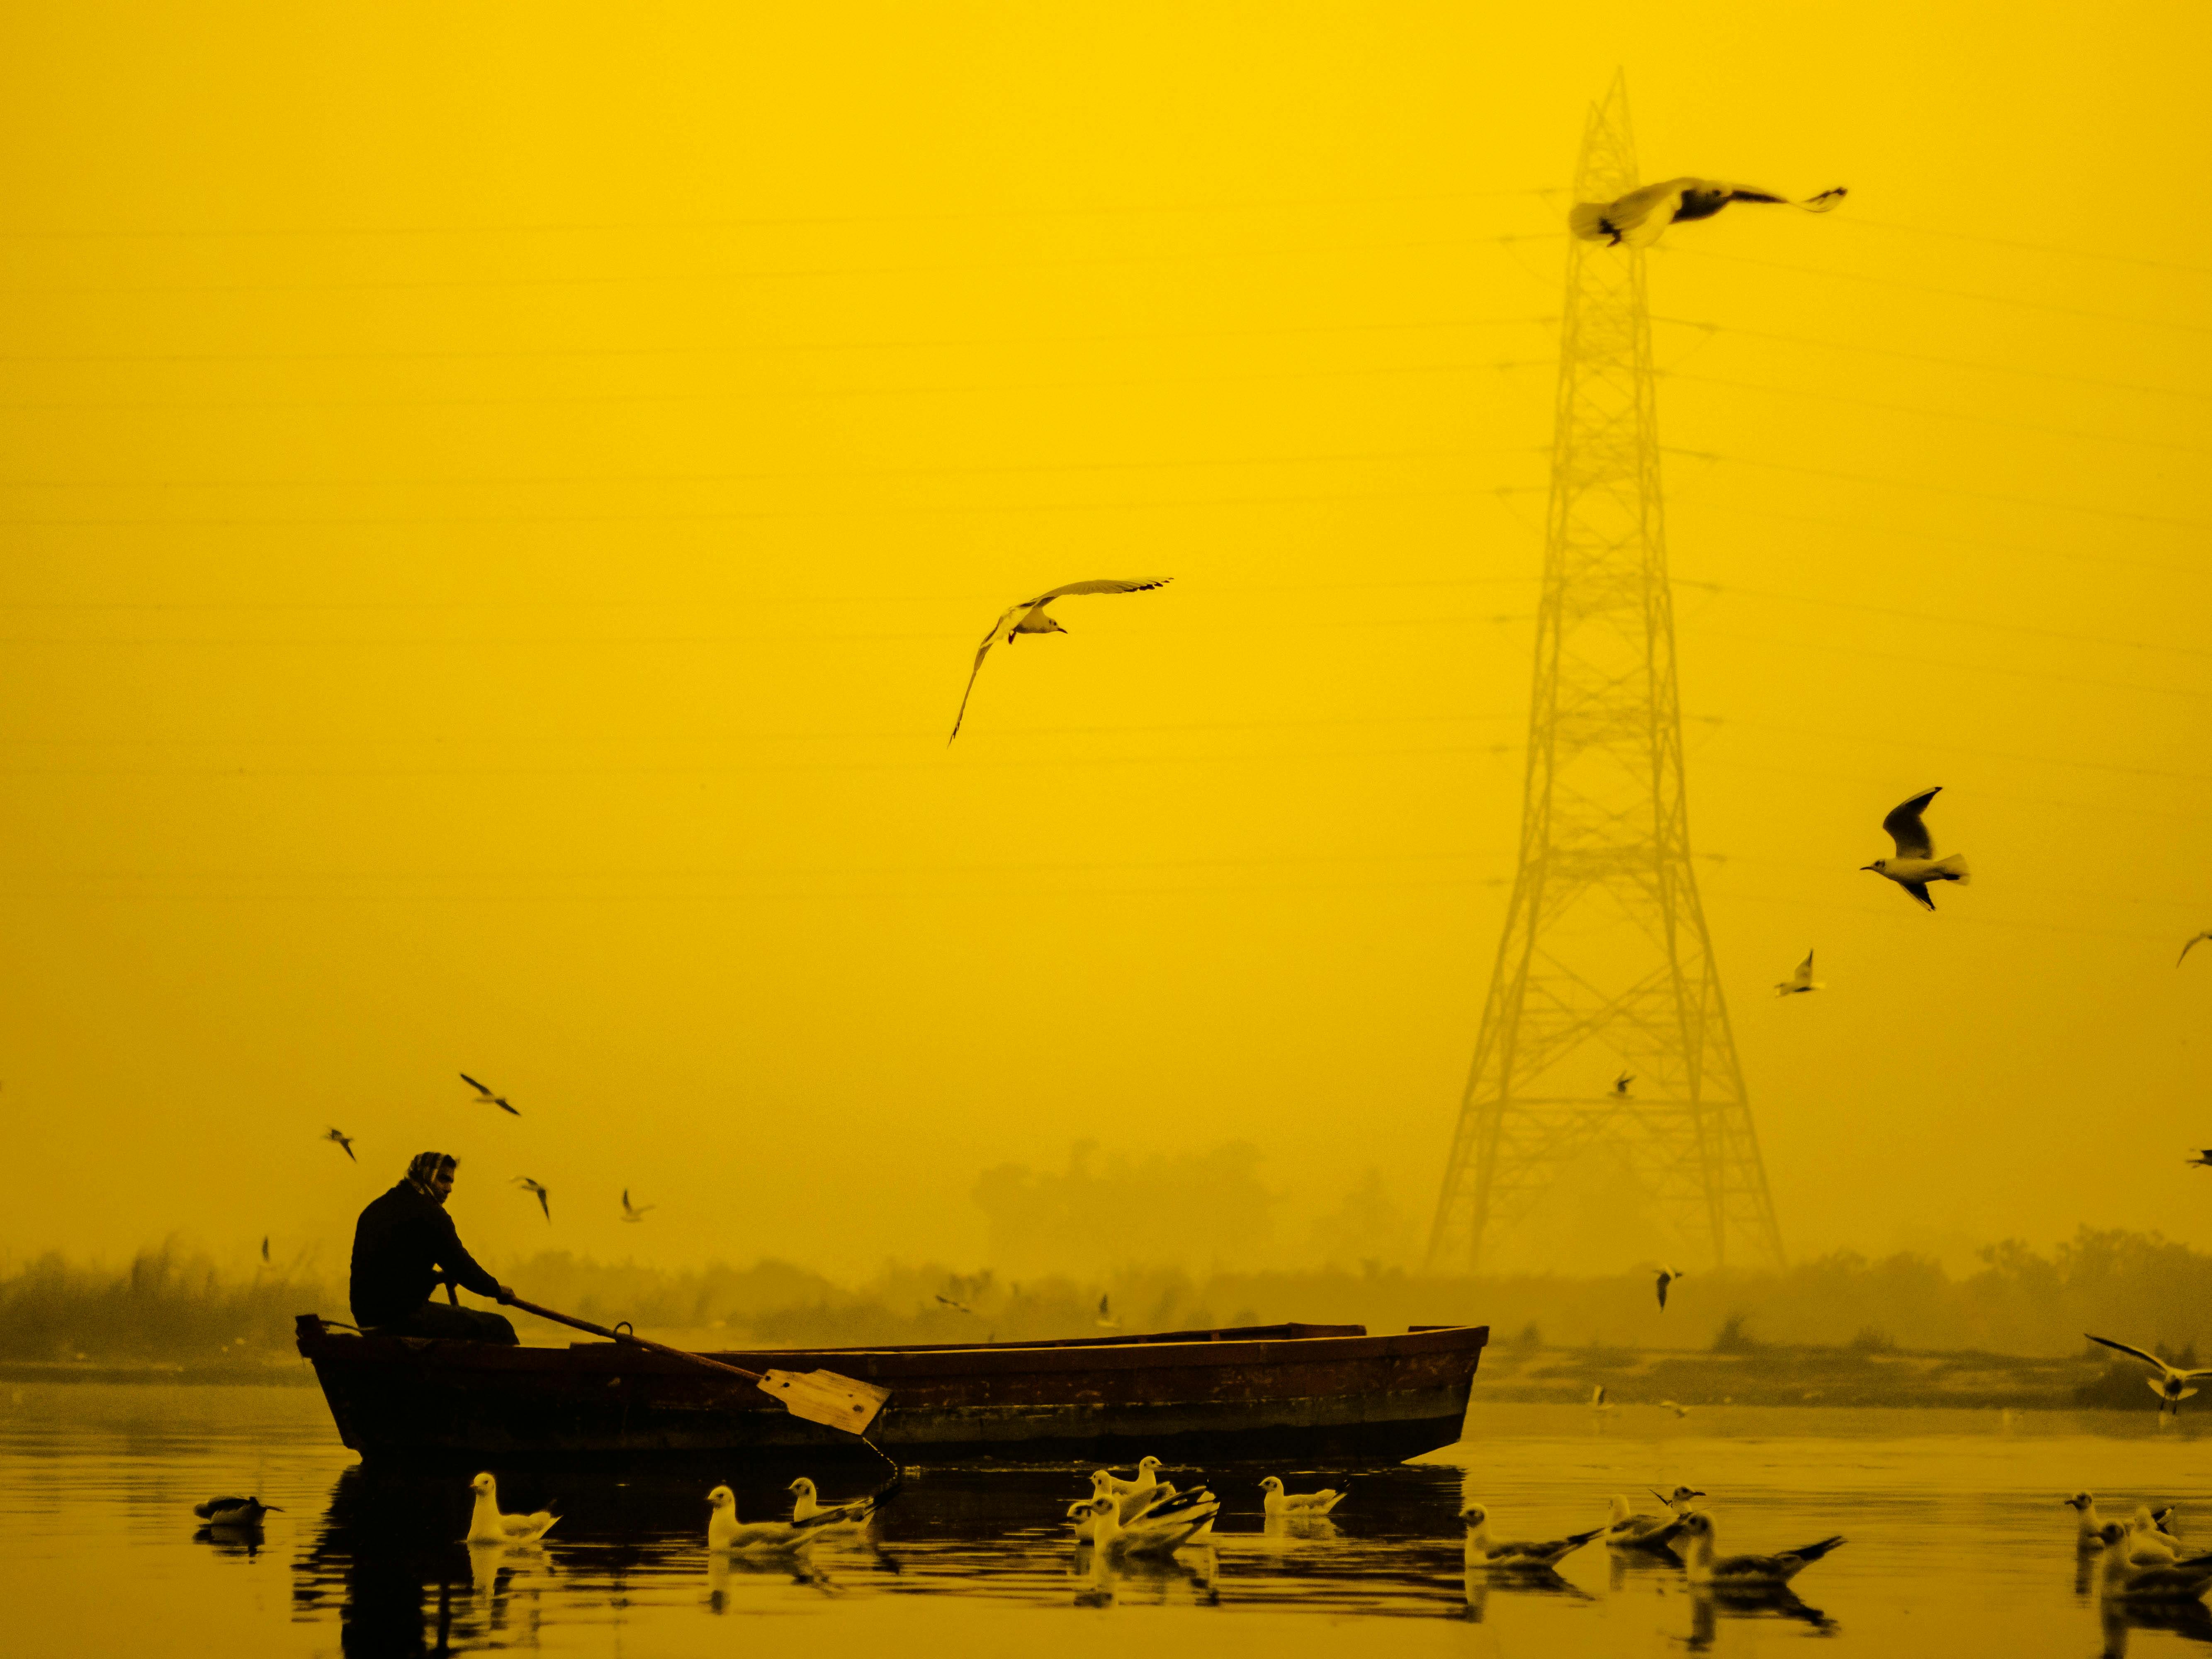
[2180, 933, 2212, 966]
[1096, 1292, 1121, 1330]
[620, 1189, 654, 1223]
[1655, 1265, 1684, 1311]
[1862, 787, 1970, 910]
[324, 1127, 356, 1163]
[1591, 1384, 1616, 1414]
[934, 1292, 975, 1315]
[2086, 1333, 2212, 1416]
[1613, 1071, 1633, 1097]
[460, 1073, 518, 1116]
[948, 577, 1173, 742]
[1775, 949, 1823, 996]
[260, 1236, 270, 1264]
[1570, 178, 1847, 248]
[2189, 1151, 2212, 1170]
[513, 1177, 551, 1221]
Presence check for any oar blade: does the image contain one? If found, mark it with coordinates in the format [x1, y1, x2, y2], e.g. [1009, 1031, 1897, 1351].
[757, 1368, 891, 1435]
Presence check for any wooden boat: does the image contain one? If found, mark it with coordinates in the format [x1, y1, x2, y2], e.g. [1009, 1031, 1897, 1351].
[294, 1314, 1488, 1466]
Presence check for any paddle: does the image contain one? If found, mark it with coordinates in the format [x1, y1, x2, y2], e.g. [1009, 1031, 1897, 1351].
[502, 1295, 891, 1436]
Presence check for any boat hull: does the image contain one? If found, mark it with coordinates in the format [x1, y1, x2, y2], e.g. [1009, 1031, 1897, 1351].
[294, 1316, 1487, 1466]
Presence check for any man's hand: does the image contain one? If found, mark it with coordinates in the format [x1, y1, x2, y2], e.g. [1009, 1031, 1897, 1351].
[495, 1284, 516, 1305]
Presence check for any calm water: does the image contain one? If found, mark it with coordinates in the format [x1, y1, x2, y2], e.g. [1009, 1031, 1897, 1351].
[8, 1384, 2212, 1656]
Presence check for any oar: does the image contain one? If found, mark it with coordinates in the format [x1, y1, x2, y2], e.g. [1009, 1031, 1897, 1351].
[503, 1296, 891, 1436]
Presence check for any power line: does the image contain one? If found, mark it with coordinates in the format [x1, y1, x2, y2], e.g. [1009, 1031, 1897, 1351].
[1685, 711, 2212, 787]
[1650, 315, 2212, 406]
[1667, 246, 2212, 338]
[0, 356, 1557, 418]
[1661, 367, 2212, 460]
[1833, 214, 2212, 281]
[0, 313, 1556, 368]
[1664, 448, 2212, 533]
[1683, 620, 2212, 703]
[0, 186, 1556, 243]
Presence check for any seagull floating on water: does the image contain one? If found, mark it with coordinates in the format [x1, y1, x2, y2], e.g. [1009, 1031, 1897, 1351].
[785, 1477, 876, 1531]
[194, 1496, 281, 1524]
[465, 1473, 558, 1544]
[1259, 1475, 1344, 1517]
[324, 1127, 356, 1163]
[1068, 1491, 1218, 1553]
[1602, 1495, 1687, 1553]
[460, 1073, 518, 1116]
[1655, 1486, 1707, 1514]
[948, 578, 1173, 741]
[707, 1485, 841, 1552]
[1569, 178, 1846, 248]
[1461, 1503, 1604, 1570]
[1775, 949, 1823, 996]
[2087, 1334, 2212, 1416]
[1672, 1511, 1846, 1588]
[620, 1189, 654, 1223]
[1862, 787, 1971, 910]
[2067, 1494, 2112, 1553]
[513, 1177, 551, 1221]
[1099, 1456, 1164, 1501]
[1655, 1266, 1683, 1311]
[2095, 1523, 2212, 1601]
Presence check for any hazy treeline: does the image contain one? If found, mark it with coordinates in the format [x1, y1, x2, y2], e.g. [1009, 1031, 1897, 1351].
[6, 1227, 2212, 1367]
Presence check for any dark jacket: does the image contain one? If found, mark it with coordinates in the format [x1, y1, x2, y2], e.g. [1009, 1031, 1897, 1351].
[349, 1182, 503, 1327]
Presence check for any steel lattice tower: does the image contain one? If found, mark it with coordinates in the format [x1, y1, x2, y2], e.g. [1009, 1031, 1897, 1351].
[1427, 78, 1784, 1273]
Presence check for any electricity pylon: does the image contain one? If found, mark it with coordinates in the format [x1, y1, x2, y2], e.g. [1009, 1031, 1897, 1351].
[1426, 77, 1784, 1273]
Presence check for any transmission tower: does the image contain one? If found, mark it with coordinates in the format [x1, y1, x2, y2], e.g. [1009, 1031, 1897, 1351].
[1427, 78, 1784, 1273]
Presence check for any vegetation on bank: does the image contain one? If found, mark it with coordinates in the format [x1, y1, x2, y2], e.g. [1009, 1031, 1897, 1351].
[5, 1227, 2210, 1375]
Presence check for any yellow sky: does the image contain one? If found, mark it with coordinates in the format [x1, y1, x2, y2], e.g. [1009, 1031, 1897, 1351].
[0, 2, 2206, 1281]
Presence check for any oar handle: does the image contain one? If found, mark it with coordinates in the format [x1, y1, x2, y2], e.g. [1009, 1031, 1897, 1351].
[503, 1296, 766, 1385]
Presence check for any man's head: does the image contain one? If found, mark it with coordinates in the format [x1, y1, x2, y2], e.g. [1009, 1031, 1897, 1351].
[406, 1151, 458, 1204]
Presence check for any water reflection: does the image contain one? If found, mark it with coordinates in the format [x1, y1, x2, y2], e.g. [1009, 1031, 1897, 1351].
[2100, 1597, 2212, 1656]
[1461, 1562, 1597, 1620]
[194, 1520, 267, 1558]
[1682, 1586, 1838, 1650]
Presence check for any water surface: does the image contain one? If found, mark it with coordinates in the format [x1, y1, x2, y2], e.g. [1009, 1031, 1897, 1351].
[7, 1384, 2212, 1655]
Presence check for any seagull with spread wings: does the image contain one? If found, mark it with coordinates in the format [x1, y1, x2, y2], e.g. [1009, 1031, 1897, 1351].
[620, 1189, 654, 1223]
[461, 1073, 518, 1116]
[513, 1177, 551, 1222]
[1862, 787, 1971, 910]
[948, 578, 1172, 742]
[1775, 949, 1823, 996]
[2087, 1333, 2212, 1416]
[324, 1127, 357, 1163]
[1570, 178, 1846, 248]
[2181, 933, 2212, 966]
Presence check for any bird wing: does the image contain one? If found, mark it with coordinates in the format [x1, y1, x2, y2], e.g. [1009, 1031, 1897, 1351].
[1901, 880, 1935, 910]
[1799, 949, 1815, 978]
[948, 605, 1031, 742]
[2183, 934, 2211, 965]
[1881, 788, 1940, 857]
[460, 1073, 490, 1096]
[2088, 1333, 2172, 1372]
[1023, 577, 1172, 605]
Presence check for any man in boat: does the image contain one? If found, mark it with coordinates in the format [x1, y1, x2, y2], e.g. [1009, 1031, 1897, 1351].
[349, 1151, 521, 1343]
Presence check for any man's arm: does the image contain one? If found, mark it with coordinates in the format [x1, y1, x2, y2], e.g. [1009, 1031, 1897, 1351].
[430, 1210, 510, 1302]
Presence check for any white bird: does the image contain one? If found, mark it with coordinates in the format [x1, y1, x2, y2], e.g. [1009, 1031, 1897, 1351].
[2180, 932, 2212, 966]
[1602, 1495, 1687, 1553]
[465, 1473, 558, 1544]
[1660, 1400, 1692, 1418]
[194, 1496, 282, 1524]
[1095, 1293, 1121, 1330]
[1775, 949, 1823, 996]
[785, 1477, 874, 1531]
[2095, 1523, 2212, 1601]
[1259, 1475, 1344, 1517]
[620, 1189, 654, 1223]
[1655, 1266, 1684, 1311]
[1655, 1486, 1707, 1514]
[1862, 787, 1971, 910]
[512, 1177, 551, 1221]
[1096, 1456, 1164, 1502]
[324, 1127, 356, 1163]
[1671, 1511, 1845, 1588]
[2086, 1333, 2212, 1416]
[2129, 1506, 2185, 1564]
[706, 1485, 841, 1552]
[1570, 178, 1847, 248]
[947, 577, 1173, 741]
[1461, 1502, 1604, 1570]
[460, 1073, 518, 1116]
[2067, 1494, 2110, 1552]
[1068, 1492, 1216, 1554]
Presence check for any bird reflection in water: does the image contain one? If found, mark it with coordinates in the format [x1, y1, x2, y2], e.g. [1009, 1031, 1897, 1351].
[192, 1519, 267, 1558]
[1682, 1586, 1837, 1650]
[706, 1547, 836, 1612]
[1460, 1563, 1595, 1622]
[2101, 1596, 2212, 1657]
